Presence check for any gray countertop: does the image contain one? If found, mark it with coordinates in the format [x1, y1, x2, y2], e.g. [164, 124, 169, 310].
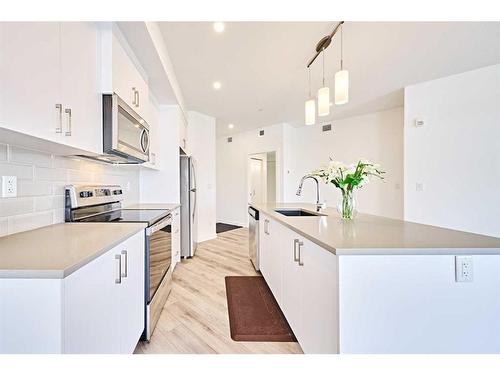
[252, 202, 500, 255]
[124, 203, 181, 210]
[0, 222, 146, 279]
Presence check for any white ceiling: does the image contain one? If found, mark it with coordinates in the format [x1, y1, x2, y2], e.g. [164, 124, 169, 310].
[158, 22, 500, 136]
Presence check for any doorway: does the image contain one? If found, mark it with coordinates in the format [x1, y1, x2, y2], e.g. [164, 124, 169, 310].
[248, 151, 277, 205]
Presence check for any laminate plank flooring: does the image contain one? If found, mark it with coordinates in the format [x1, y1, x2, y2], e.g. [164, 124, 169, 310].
[135, 228, 303, 354]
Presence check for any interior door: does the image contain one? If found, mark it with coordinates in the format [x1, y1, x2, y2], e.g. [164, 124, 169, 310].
[0, 22, 61, 142]
[249, 158, 264, 204]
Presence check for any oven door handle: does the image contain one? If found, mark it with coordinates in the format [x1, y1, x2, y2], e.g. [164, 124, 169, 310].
[146, 214, 172, 235]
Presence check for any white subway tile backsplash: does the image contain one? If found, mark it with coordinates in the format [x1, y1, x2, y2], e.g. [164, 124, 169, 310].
[0, 144, 140, 237]
[0, 162, 34, 180]
[0, 218, 8, 236]
[35, 166, 67, 182]
[17, 180, 53, 197]
[34, 195, 64, 212]
[8, 211, 54, 234]
[10, 146, 52, 167]
[0, 198, 34, 217]
[0, 144, 7, 161]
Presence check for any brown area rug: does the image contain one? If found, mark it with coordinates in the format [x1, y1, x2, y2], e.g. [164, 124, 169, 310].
[225, 276, 297, 342]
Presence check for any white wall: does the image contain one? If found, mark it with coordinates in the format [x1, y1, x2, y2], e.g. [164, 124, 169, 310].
[216, 124, 285, 227]
[283, 107, 404, 219]
[140, 105, 181, 204]
[188, 111, 216, 242]
[404, 64, 500, 237]
[0, 144, 140, 237]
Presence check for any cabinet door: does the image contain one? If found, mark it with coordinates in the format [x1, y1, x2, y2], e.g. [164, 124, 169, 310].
[281, 231, 304, 341]
[118, 231, 145, 354]
[299, 238, 338, 354]
[63, 247, 121, 353]
[112, 34, 150, 121]
[60, 22, 102, 154]
[259, 216, 283, 305]
[0, 22, 61, 142]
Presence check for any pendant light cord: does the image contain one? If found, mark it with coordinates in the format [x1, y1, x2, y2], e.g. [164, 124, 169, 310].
[340, 24, 343, 70]
[308, 67, 311, 98]
[322, 49, 325, 86]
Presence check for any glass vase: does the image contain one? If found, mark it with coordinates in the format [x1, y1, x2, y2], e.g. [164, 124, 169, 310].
[337, 190, 356, 220]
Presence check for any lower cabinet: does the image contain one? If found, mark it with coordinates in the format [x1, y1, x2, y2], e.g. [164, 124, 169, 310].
[259, 215, 338, 354]
[0, 230, 145, 354]
[64, 231, 145, 354]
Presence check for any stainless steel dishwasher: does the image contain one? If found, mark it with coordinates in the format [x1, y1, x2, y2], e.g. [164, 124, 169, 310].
[248, 206, 260, 271]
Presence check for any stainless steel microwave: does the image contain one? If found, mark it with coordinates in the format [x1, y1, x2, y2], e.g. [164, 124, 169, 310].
[100, 93, 150, 164]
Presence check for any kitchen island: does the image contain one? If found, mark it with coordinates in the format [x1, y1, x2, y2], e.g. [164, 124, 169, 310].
[251, 202, 500, 354]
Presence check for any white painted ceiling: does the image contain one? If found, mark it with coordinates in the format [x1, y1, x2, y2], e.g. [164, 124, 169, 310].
[158, 22, 500, 136]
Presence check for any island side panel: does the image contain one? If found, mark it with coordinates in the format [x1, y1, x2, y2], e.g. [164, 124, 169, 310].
[0, 278, 63, 353]
[338, 254, 500, 354]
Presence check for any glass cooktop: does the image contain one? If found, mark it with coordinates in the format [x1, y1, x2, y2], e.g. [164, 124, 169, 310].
[77, 209, 169, 226]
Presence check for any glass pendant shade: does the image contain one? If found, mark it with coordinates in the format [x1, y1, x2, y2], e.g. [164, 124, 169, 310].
[317, 86, 330, 116]
[305, 98, 316, 125]
[335, 69, 349, 105]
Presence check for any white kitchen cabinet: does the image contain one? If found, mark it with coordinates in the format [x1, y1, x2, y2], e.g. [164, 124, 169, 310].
[100, 26, 150, 123]
[0, 23, 61, 143]
[258, 213, 283, 305]
[59, 22, 102, 154]
[63, 230, 144, 354]
[171, 207, 181, 270]
[0, 22, 102, 154]
[63, 242, 121, 353]
[259, 215, 338, 354]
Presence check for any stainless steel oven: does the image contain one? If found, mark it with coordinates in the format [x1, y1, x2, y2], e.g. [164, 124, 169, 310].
[144, 214, 172, 340]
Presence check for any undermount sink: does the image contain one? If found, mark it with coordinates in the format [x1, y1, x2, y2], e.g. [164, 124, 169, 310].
[274, 209, 323, 217]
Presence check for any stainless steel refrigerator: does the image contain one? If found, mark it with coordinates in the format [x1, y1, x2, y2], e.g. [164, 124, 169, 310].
[180, 155, 197, 258]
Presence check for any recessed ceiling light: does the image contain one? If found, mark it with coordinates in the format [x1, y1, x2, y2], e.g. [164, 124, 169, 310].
[228, 123, 234, 129]
[213, 22, 225, 33]
[213, 81, 221, 90]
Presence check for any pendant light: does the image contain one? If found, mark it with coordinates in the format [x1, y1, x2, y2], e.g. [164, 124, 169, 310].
[317, 49, 330, 116]
[335, 23, 349, 105]
[305, 67, 315, 125]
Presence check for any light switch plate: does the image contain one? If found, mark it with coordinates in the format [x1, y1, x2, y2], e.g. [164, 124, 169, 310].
[455, 256, 473, 282]
[1, 176, 17, 198]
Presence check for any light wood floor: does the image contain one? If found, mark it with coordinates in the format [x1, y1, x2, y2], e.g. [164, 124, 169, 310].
[135, 228, 303, 354]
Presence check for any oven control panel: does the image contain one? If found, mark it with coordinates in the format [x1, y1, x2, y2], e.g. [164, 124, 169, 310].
[66, 185, 123, 209]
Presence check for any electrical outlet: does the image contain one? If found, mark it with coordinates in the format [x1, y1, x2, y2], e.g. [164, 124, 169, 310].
[416, 182, 424, 192]
[455, 256, 473, 282]
[1, 176, 17, 198]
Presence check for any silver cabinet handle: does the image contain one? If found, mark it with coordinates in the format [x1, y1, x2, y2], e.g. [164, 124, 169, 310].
[293, 239, 300, 262]
[121, 250, 128, 278]
[151, 152, 156, 165]
[64, 108, 72, 136]
[136, 89, 140, 107]
[264, 219, 269, 235]
[132, 87, 137, 106]
[115, 254, 122, 284]
[298, 241, 304, 266]
[55, 104, 62, 133]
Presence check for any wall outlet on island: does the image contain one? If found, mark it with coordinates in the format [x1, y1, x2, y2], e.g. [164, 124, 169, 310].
[455, 256, 473, 282]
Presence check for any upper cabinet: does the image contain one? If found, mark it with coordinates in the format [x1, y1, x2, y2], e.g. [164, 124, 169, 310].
[0, 22, 102, 154]
[101, 24, 150, 124]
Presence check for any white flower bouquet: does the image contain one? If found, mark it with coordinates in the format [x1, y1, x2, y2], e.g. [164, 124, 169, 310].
[312, 158, 385, 219]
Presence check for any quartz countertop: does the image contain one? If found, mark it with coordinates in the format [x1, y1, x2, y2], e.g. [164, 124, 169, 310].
[0, 222, 146, 279]
[123, 203, 181, 210]
[251, 202, 500, 255]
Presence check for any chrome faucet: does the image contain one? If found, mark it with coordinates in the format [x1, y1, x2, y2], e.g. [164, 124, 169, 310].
[296, 174, 326, 211]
